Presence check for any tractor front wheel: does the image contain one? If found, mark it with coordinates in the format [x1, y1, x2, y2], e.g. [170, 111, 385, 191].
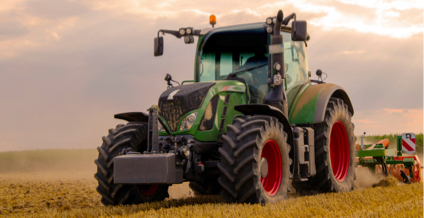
[94, 122, 170, 205]
[218, 115, 291, 203]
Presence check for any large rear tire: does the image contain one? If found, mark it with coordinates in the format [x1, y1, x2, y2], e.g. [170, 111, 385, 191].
[293, 98, 356, 194]
[218, 115, 291, 203]
[94, 122, 169, 206]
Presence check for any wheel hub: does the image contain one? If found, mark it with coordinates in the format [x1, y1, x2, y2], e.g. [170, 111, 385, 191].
[260, 157, 268, 178]
[260, 139, 283, 196]
[330, 121, 350, 182]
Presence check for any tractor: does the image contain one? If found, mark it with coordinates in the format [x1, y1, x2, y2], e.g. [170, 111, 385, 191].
[94, 10, 356, 205]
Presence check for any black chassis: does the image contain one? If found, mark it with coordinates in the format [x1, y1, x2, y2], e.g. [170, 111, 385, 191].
[113, 106, 221, 185]
[113, 104, 318, 185]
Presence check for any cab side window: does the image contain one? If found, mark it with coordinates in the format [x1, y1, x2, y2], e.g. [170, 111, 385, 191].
[281, 32, 308, 92]
[281, 31, 309, 108]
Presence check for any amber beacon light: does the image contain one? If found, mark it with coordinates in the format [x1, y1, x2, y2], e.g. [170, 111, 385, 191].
[209, 14, 216, 27]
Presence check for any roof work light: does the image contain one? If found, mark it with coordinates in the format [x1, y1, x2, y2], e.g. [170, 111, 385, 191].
[210, 14, 216, 27]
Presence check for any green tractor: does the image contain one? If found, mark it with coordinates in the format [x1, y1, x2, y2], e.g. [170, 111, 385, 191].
[94, 10, 356, 205]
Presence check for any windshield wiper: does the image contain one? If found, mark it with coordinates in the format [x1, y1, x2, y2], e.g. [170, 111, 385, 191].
[228, 63, 267, 77]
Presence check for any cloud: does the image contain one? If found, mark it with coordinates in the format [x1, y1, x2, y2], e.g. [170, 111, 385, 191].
[355, 119, 376, 124]
[340, 50, 366, 54]
[255, 0, 423, 38]
[57, 0, 424, 38]
[0, 20, 30, 40]
[383, 108, 404, 114]
[24, 0, 89, 19]
[352, 108, 423, 135]
[335, 0, 423, 10]
[0, 10, 31, 41]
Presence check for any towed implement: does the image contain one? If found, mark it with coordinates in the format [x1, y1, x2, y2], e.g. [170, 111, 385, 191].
[95, 10, 358, 205]
[356, 133, 422, 184]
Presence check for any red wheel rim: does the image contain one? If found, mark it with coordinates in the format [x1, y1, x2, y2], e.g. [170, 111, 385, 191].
[137, 185, 159, 196]
[260, 139, 282, 196]
[330, 121, 350, 182]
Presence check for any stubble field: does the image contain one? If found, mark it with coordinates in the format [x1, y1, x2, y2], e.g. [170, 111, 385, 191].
[0, 135, 422, 218]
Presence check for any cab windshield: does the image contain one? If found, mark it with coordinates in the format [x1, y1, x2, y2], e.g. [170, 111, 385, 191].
[197, 27, 308, 105]
[198, 26, 268, 103]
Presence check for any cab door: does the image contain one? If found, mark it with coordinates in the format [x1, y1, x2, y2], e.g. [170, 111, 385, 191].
[280, 31, 309, 110]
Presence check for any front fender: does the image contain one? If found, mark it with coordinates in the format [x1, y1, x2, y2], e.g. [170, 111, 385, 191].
[234, 104, 294, 148]
[289, 83, 354, 124]
[114, 112, 149, 122]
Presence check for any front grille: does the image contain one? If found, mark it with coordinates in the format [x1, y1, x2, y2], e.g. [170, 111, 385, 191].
[158, 82, 216, 132]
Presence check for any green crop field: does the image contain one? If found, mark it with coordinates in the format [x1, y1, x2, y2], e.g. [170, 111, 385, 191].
[0, 134, 422, 218]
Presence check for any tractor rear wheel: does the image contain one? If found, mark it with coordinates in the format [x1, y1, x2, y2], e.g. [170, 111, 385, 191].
[296, 98, 356, 193]
[218, 115, 291, 203]
[94, 122, 169, 206]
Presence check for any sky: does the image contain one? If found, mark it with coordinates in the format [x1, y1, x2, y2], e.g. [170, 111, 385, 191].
[0, 0, 423, 151]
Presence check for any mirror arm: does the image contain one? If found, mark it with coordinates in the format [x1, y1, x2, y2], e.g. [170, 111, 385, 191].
[158, 29, 181, 38]
[171, 79, 180, 86]
[193, 30, 202, 35]
[157, 29, 202, 39]
[282, 13, 296, 26]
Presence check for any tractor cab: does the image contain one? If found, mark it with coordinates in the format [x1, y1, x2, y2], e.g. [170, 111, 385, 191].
[196, 23, 309, 106]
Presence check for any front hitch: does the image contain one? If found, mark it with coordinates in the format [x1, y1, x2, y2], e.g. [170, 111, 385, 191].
[113, 105, 184, 184]
[146, 105, 175, 152]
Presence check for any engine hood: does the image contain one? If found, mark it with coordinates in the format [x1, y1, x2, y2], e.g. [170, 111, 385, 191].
[158, 82, 216, 132]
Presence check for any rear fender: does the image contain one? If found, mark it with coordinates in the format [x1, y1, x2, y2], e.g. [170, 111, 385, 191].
[289, 83, 354, 124]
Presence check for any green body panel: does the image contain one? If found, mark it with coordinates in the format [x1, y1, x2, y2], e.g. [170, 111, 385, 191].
[288, 83, 353, 125]
[357, 149, 387, 158]
[386, 159, 411, 165]
[158, 80, 245, 141]
[357, 149, 396, 158]
[359, 158, 405, 165]
[396, 135, 403, 156]
[402, 158, 415, 164]
[286, 82, 308, 114]
[288, 82, 322, 124]
[287, 82, 312, 123]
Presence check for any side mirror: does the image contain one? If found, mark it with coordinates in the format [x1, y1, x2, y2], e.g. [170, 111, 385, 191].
[154, 37, 163, 56]
[291, 21, 307, 41]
